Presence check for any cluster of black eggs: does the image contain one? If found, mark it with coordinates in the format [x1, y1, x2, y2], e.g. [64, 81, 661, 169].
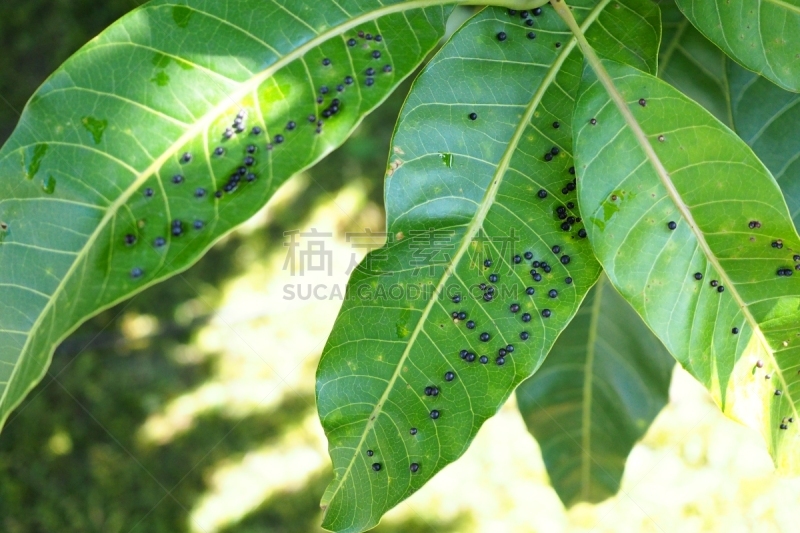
[498, 7, 547, 42]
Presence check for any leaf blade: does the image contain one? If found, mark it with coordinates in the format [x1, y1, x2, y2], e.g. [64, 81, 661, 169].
[674, 0, 800, 92]
[316, 2, 661, 531]
[0, 0, 453, 431]
[570, 52, 800, 472]
[516, 274, 673, 507]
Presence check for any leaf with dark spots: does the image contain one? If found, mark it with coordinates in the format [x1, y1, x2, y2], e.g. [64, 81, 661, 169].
[0, 0, 452, 435]
[316, 2, 661, 531]
[571, 53, 800, 473]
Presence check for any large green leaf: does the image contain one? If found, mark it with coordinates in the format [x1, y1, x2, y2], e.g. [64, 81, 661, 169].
[316, 2, 661, 531]
[563, 1, 800, 471]
[0, 0, 454, 431]
[658, 0, 800, 226]
[674, 0, 800, 92]
[516, 274, 673, 507]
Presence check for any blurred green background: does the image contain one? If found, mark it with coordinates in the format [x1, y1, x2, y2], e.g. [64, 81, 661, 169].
[2, 3, 798, 533]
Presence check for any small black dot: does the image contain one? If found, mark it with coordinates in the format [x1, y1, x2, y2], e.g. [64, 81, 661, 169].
[553, 122, 560, 129]
[527, 32, 536, 39]
[214, 147, 225, 156]
[484, 259, 492, 268]
[667, 221, 677, 230]
[469, 112, 478, 121]
[444, 371, 455, 381]
[551, 147, 560, 156]
[336, 84, 344, 92]
[520, 10, 529, 18]
[569, 166, 576, 175]
[520, 331, 529, 340]
[458, 312, 467, 320]
[775, 390, 783, 396]
[717, 286, 725, 293]
[694, 272, 703, 280]
[498, 349, 507, 357]
[193, 220, 204, 230]
[532, 272, 542, 282]
[590, 118, 597, 125]
[542, 309, 552, 318]
[244, 156, 255, 166]
[181, 152, 192, 164]
[526, 287, 535, 295]
[365, 33, 372, 40]
[552, 245, 561, 254]
[538, 189, 548, 199]
[348, 38, 357, 46]
[545, 153, 553, 162]
[488, 273, 498, 283]
[365, 77, 375, 86]
[172, 174, 184, 184]
[322, 58, 331, 66]
[560, 255, 571, 265]
[130, 267, 144, 279]
[565, 277, 573, 284]
[320, 86, 329, 95]
[526, 18, 534, 26]
[533, 7, 543, 15]
[466, 320, 475, 329]
[430, 410, 440, 420]
[513, 254, 522, 264]
[508, 9, 517, 15]
[247, 145, 257, 154]
[246, 173, 257, 182]
[496, 356, 506, 366]
[732, 327, 739, 334]
[375, 35, 383, 42]
[143, 188, 154, 197]
[479, 355, 488, 364]
[274, 134, 284, 144]
[452, 294, 461, 303]
[372, 463, 382, 471]
[366, 67, 376, 76]
[410, 427, 417, 435]
[286, 121, 296, 131]
[548, 289, 558, 298]
[367, 450, 374, 457]
[510, 303, 520, 313]
[154, 237, 166, 248]
[497, 32, 507, 41]
[383, 65, 392, 73]
[639, 98, 647, 107]
[410, 463, 420, 473]
[344, 76, 354, 85]
[555, 42, 561, 48]
[524, 251, 533, 260]
[521, 313, 531, 323]
[480, 332, 490, 342]
[710, 280, 718, 287]
[124, 234, 136, 246]
[372, 50, 381, 59]
[316, 96, 324, 104]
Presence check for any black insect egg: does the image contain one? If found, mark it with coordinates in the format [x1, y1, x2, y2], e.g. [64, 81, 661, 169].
[497, 31, 507, 41]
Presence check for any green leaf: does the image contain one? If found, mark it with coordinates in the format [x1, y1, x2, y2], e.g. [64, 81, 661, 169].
[316, 2, 661, 531]
[658, 0, 800, 226]
[674, 0, 800, 92]
[0, 0, 453, 431]
[516, 274, 673, 507]
[570, 51, 800, 473]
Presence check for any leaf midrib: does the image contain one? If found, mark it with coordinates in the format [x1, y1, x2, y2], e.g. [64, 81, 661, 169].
[555, 0, 798, 422]
[0, 0, 464, 418]
[580, 274, 603, 500]
[321, 0, 614, 513]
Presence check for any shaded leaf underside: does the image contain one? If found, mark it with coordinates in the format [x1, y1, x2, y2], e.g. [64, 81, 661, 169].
[316, 1, 660, 531]
[573, 57, 800, 473]
[516, 274, 673, 507]
[0, 0, 451, 429]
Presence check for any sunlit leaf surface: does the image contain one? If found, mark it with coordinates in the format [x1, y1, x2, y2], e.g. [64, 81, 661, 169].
[575, 59, 800, 474]
[675, 0, 800, 92]
[316, 2, 661, 531]
[0, 0, 452, 432]
[659, 0, 800, 226]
